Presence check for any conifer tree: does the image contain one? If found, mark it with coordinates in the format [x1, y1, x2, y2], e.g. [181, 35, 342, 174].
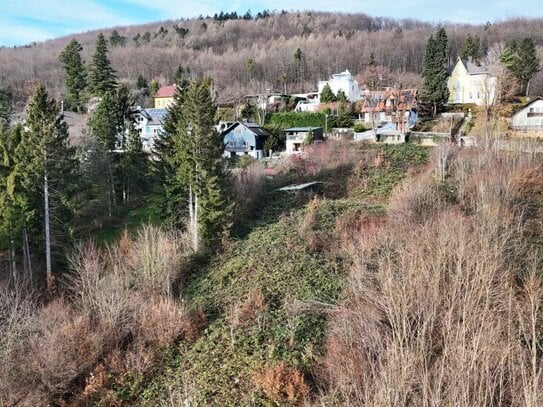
[460, 34, 480, 62]
[15, 84, 78, 289]
[420, 28, 450, 117]
[500, 38, 540, 96]
[87, 33, 117, 97]
[0, 87, 13, 126]
[320, 83, 337, 103]
[59, 39, 87, 112]
[118, 121, 149, 204]
[336, 89, 348, 103]
[160, 79, 232, 250]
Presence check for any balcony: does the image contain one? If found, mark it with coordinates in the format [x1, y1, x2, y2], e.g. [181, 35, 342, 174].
[527, 112, 543, 118]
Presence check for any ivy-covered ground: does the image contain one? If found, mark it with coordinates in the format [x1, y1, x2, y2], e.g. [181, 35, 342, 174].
[128, 143, 429, 406]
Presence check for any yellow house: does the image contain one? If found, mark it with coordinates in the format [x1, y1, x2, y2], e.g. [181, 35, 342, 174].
[154, 85, 177, 108]
[447, 57, 497, 106]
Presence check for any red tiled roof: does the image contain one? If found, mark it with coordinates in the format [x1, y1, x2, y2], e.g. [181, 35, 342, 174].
[155, 85, 177, 98]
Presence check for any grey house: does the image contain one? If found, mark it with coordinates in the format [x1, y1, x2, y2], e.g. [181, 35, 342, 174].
[222, 121, 269, 159]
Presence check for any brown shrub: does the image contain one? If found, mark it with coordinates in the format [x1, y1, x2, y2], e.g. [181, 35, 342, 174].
[321, 147, 543, 406]
[229, 287, 267, 327]
[136, 297, 188, 348]
[253, 362, 310, 405]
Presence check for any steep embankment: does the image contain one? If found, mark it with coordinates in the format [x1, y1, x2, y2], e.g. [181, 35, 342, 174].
[131, 143, 429, 405]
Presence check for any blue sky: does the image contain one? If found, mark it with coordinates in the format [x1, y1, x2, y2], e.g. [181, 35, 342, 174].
[0, 0, 539, 47]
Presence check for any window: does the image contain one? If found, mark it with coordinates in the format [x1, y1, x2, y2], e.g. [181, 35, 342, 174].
[469, 92, 473, 100]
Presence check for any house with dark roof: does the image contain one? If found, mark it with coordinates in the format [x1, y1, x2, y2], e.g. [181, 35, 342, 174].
[511, 97, 543, 132]
[447, 57, 497, 106]
[134, 108, 167, 152]
[154, 84, 177, 108]
[222, 121, 269, 159]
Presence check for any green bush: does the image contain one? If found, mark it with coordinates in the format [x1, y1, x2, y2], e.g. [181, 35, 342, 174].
[353, 122, 371, 132]
[267, 112, 326, 129]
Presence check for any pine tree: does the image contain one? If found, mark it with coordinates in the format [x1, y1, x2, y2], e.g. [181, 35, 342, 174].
[88, 92, 118, 150]
[118, 121, 149, 205]
[59, 39, 87, 112]
[15, 84, 78, 289]
[420, 28, 450, 117]
[460, 34, 480, 62]
[320, 83, 337, 103]
[162, 79, 232, 250]
[87, 33, 117, 97]
[500, 38, 540, 96]
[336, 89, 348, 103]
[0, 87, 13, 126]
[337, 100, 353, 127]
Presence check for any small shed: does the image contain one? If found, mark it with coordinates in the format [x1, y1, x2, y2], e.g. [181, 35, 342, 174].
[284, 127, 324, 155]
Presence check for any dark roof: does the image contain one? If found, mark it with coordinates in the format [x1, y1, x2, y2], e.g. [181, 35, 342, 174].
[449, 57, 496, 75]
[222, 121, 270, 138]
[139, 108, 168, 122]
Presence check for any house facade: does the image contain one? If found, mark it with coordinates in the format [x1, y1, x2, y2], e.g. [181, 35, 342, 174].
[447, 57, 497, 106]
[134, 108, 167, 152]
[358, 88, 418, 130]
[154, 85, 177, 108]
[511, 97, 543, 131]
[318, 70, 362, 103]
[222, 121, 269, 159]
[284, 127, 324, 155]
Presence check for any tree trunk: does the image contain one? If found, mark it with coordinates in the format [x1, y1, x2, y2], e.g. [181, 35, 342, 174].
[23, 228, 32, 284]
[44, 167, 53, 291]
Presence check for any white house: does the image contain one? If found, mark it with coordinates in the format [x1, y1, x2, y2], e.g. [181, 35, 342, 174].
[318, 70, 362, 103]
[134, 108, 167, 153]
[284, 127, 324, 155]
[447, 57, 497, 106]
[511, 97, 543, 131]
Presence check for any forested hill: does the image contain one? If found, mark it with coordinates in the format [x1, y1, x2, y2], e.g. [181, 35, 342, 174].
[2, 11, 543, 107]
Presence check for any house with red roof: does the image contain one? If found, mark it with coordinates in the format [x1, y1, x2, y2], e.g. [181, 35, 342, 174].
[154, 84, 177, 108]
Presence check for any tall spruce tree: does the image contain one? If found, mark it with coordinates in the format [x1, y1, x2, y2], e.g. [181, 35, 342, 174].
[420, 28, 450, 117]
[320, 83, 336, 103]
[15, 84, 78, 289]
[161, 79, 232, 250]
[118, 121, 149, 205]
[59, 39, 87, 112]
[460, 34, 480, 62]
[0, 87, 13, 126]
[87, 33, 117, 97]
[500, 38, 540, 96]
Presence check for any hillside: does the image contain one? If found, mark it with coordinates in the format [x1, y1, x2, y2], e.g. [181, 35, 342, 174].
[2, 139, 541, 405]
[3, 12, 543, 109]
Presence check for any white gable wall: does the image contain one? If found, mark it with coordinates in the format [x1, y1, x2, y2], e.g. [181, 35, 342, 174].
[512, 99, 543, 130]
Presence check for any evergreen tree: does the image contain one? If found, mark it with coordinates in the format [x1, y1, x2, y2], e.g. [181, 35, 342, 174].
[320, 83, 337, 103]
[0, 87, 13, 126]
[460, 34, 480, 62]
[420, 28, 450, 117]
[172, 65, 191, 85]
[118, 121, 149, 204]
[109, 30, 127, 47]
[500, 38, 540, 95]
[337, 100, 353, 127]
[88, 92, 118, 150]
[87, 33, 117, 97]
[59, 39, 87, 112]
[161, 79, 232, 250]
[15, 85, 78, 289]
[336, 89, 348, 103]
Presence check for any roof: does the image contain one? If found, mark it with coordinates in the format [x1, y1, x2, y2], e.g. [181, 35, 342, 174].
[140, 108, 168, 122]
[155, 85, 177, 98]
[512, 97, 543, 117]
[450, 57, 497, 76]
[222, 121, 270, 137]
[284, 127, 323, 132]
[278, 181, 323, 192]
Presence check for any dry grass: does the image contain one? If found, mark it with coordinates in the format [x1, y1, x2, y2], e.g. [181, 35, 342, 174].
[0, 224, 193, 406]
[253, 362, 310, 406]
[320, 145, 543, 406]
